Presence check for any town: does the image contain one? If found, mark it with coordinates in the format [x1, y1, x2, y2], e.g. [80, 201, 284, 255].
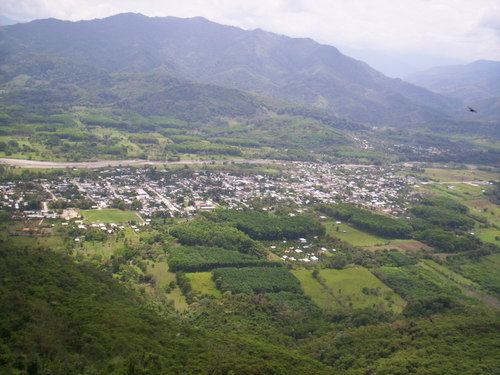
[1, 161, 418, 223]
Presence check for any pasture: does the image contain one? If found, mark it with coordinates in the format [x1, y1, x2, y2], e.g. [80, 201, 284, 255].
[325, 221, 389, 247]
[186, 272, 222, 297]
[146, 259, 176, 287]
[81, 209, 139, 223]
[424, 168, 498, 182]
[455, 254, 500, 297]
[293, 267, 405, 313]
[366, 239, 432, 253]
[375, 263, 471, 303]
[476, 227, 500, 245]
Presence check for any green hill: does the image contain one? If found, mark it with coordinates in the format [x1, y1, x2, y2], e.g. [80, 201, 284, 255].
[0, 244, 332, 374]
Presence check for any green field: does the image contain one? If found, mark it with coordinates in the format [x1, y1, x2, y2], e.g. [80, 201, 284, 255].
[77, 227, 139, 259]
[476, 227, 500, 245]
[420, 183, 485, 204]
[421, 259, 478, 288]
[80, 239, 124, 259]
[146, 259, 176, 287]
[375, 263, 470, 303]
[186, 272, 222, 297]
[325, 221, 389, 247]
[467, 199, 500, 227]
[454, 254, 500, 297]
[144, 259, 188, 312]
[292, 269, 332, 309]
[81, 209, 140, 223]
[165, 287, 189, 312]
[424, 168, 498, 182]
[366, 239, 432, 252]
[293, 267, 405, 313]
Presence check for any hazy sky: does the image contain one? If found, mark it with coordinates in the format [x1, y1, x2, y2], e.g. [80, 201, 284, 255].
[1, 0, 499, 74]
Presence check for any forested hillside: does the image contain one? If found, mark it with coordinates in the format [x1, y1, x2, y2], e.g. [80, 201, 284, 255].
[0, 13, 463, 126]
[0, 244, 332, 374]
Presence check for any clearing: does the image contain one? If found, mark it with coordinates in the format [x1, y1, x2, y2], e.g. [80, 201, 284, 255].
[424, 168, 498, 182]
[293, 267, 405, 313]
[186, 272, 222, 297]
[81, 209, 140, 223]
[325, 221, 389, 247]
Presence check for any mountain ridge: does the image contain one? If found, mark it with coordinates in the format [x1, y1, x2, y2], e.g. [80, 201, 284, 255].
[0, 12, 465, 126]
[406, 60, 500, 121]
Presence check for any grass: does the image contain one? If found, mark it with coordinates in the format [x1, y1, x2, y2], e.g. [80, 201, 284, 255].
[81, 209, 139, 224]
[78, 228, 139, 259]
[325, 221, 389, 247]
[476, 227, 500, 246]
[166, 288, 189, 312]
[186, 272, 222, 298]
[375, 263, 475, 303]
[419, 182, 499, 230]
[79, 239, 124, 259]
[421, 259, 478, 288]
[455, 254, 500, 297]
[420, 183, 486, 202]
[422, 259, 500, 308]
[293, 267, 405, 313]
[366, 239, 432, 252]
[292, 270, 332, 309]
[146, 259, 176, 287]
[143, 259, 188, 312]
[424, 168, 498, 182]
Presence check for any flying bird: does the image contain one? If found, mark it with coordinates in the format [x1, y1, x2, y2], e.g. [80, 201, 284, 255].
[467, 106, 477, 113]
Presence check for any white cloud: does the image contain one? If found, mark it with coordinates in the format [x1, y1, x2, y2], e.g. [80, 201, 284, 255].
[1, 0, 499, 62]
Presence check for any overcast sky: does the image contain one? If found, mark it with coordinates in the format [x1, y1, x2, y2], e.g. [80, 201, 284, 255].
[1, 0, 499, 75]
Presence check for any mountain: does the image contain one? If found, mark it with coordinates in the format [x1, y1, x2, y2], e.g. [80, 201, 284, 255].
[407, 60, 500, 121]
[338, 47, 466, 78]
[0, 12, 462, 126]
[0, 15, 19, 26]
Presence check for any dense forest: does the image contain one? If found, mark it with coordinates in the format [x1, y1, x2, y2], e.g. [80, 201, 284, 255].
[0, 245, 332, 375]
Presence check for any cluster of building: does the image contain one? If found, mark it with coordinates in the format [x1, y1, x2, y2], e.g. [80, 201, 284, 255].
[274, 236, 338, 263]
[0, 162, 417, 220]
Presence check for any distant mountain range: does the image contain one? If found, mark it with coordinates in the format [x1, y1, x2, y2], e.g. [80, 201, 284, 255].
[0, 12, 473, 127]
[0, 15, 19, 26]
[406, 60, 500, 121]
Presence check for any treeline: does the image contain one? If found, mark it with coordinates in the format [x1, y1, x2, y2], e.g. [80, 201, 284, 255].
[414, 228, 480, 253]
[410, 206, 474, 231]
[213, 209, 325, 240]
[169, 220, 262, 255]
[420, 196, 469, 213]
[168, 246, 274, 272]
[213, 267, 302, 294]
[410, 196, 480, 252]
[318, 204, 412, 238]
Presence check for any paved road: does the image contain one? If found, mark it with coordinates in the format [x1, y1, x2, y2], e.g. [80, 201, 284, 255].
[0, 158, 279, 169]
